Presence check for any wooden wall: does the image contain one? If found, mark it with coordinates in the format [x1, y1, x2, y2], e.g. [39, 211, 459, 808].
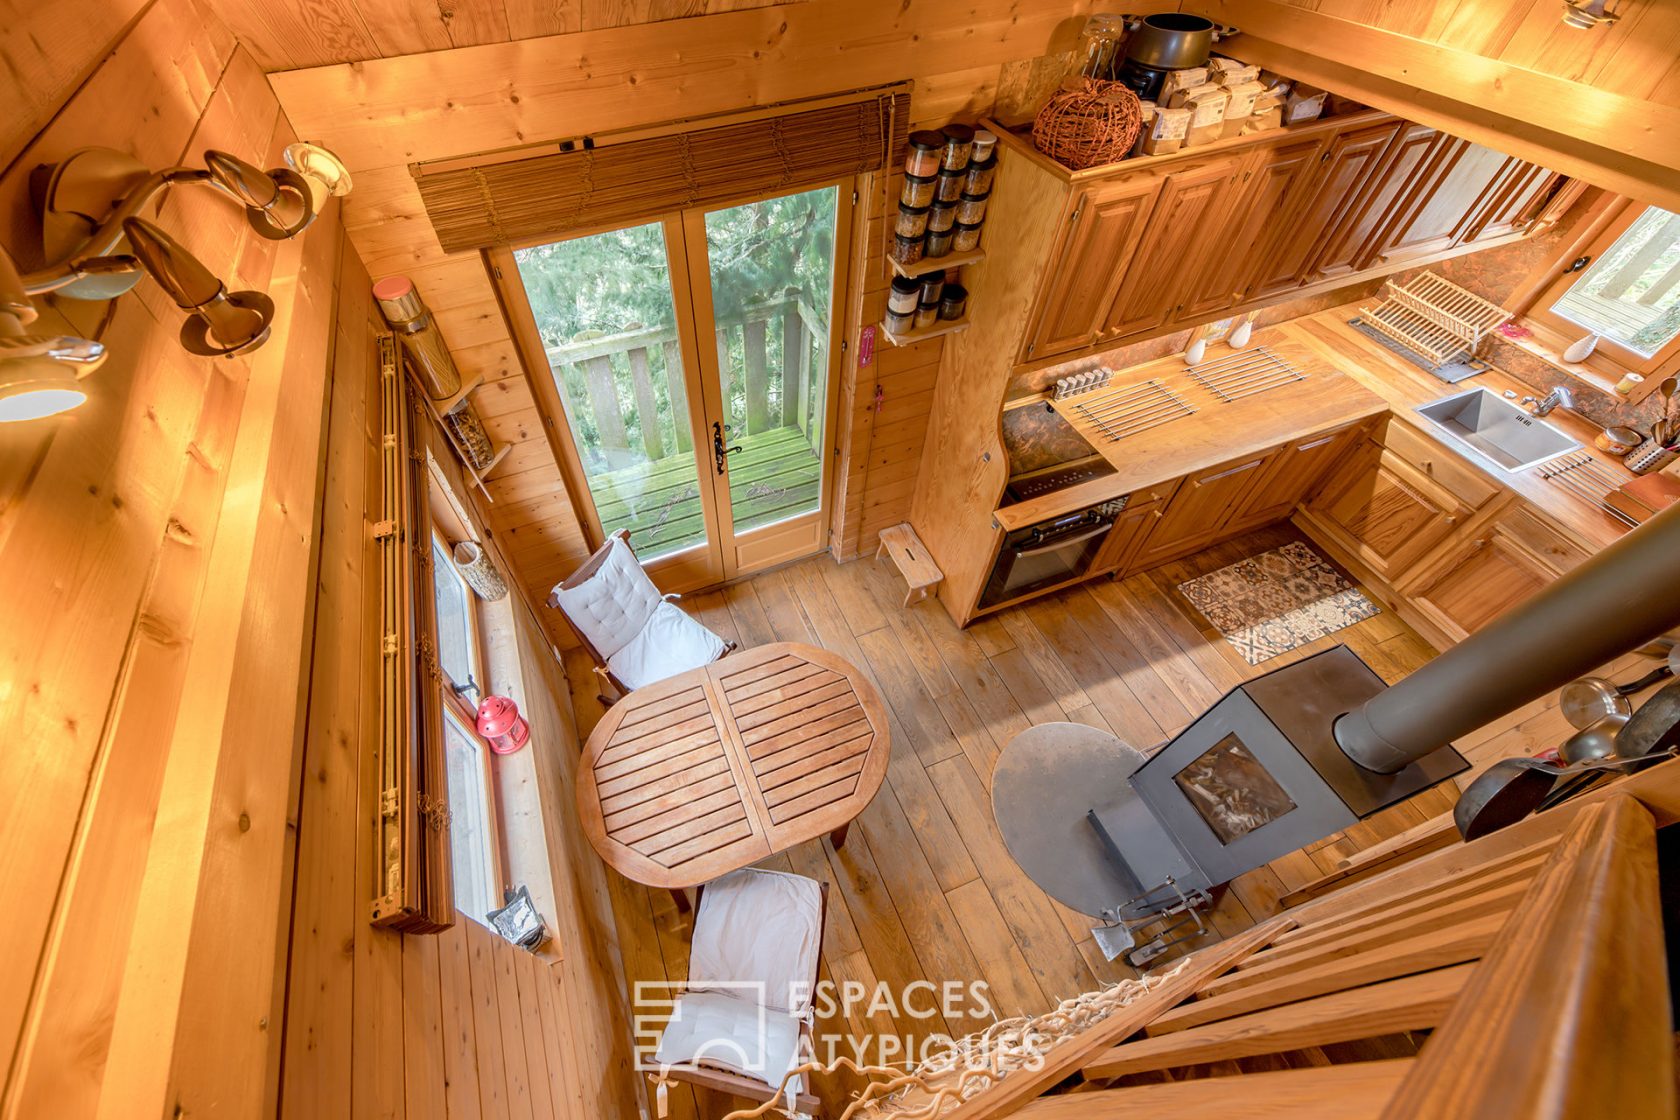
[279, 240, 640, 1120]
[264, 1, 1141, 628]
[0, 1, 348, 1115]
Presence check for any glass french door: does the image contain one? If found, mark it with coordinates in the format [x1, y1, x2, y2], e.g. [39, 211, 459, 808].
[500, 183, 849, 590]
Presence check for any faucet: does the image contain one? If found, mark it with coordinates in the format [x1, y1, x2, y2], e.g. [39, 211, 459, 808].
[1525, 385, 1575, 417]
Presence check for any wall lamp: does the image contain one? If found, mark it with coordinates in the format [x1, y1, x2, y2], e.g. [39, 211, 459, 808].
[1561, 0, 1622, 28]
[0, 142, 352, 423]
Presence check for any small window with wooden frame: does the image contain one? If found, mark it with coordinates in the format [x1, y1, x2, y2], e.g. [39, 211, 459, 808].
[1523, 199, 1680, 389]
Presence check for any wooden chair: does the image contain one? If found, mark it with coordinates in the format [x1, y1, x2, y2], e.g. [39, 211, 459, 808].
[651, 868, 828, 1116]
[548, 529, 733, 703]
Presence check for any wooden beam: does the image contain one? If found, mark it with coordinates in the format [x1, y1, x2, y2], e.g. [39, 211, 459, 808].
[1382, 797, 1676, 1118]
[1019, 1059, 1415, 1119]
[1182, 1, 1680, 212]
[1083, 965, 1470, 1081]
[269, 0, 1112, 168]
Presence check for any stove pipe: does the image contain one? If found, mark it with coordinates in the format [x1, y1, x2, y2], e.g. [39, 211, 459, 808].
[1336, 499, 1680, 774]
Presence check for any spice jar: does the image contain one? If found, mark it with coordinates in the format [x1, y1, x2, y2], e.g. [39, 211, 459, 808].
[971, 129, 998, 163]
[888, 275, 920, 314]
[939, 283, 969, 321]
[895, 203, 930, 239]
[963, 157, 996, 196]
[956, 192, 989, 225]
[941, 123, 975, 172]
[885, 307, 915, 335]
[905, 131, 944, 178]
[927, 200, 957, 234]
[936, 169, 965, 203]
[952, 222, 983, 252]
[890, 233, 924, 266]
[924, 226, 954, 258]
[915, 302, 939, 330]
[900, 173, 936, 208]
[918, 273, 944, 307]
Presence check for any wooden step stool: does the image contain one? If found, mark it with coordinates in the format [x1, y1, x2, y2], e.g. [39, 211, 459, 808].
[874, 522, 944, 607]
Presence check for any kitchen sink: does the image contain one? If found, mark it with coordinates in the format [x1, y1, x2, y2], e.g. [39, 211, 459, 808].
[1414, 388, 1582, 472]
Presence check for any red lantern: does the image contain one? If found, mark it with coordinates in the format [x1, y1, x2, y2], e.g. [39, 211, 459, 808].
[477, 695, 530, 755]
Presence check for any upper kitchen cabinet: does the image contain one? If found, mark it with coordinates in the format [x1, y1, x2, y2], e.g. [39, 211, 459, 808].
[1024, 175, 1162, 362]
[992, 108, 1566, 370]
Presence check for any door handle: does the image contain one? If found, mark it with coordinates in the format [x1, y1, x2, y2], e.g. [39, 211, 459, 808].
[712, 421, 741, 475]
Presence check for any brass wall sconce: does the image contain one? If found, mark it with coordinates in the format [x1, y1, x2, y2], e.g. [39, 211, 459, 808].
[1561, 0, 1622, 27]
[0, 142, 352, 423]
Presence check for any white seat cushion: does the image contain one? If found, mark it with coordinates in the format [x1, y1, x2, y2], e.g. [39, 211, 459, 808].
[689, 868, 822, 1015]
[606, 600, 728, 691]
[551, 535, 661, 660]
[652, 990, 804, 1095]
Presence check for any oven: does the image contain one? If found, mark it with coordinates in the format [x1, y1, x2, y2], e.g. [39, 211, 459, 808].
[980, 499, 1127, 609]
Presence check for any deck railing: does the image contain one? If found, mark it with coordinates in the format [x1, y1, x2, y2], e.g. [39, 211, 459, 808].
[545, 292, 826, 472]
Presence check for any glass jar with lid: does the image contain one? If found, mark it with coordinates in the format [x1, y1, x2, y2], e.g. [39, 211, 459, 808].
[1078, 14, 1127, 81]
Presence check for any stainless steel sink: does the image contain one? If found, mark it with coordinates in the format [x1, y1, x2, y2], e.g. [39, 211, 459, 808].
[1414, 388, 1582, 472]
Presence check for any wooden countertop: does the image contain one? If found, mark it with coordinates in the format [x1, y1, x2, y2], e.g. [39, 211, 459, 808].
[995, 336, 1388, 530]
[995, 306, 1639, 552]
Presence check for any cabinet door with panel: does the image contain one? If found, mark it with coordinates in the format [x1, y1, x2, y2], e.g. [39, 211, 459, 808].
[1406, 528, 1553, 641]
[1091, 500, 1166, 577]
[1103, 153, 1247, 341]
[1308, 445, 1469, 583]
[1248, 119, 1405, 298]
[1462, 160, 1557, 245]
[1228, 422, 1367, 532]
[1363, 138, 1510, 268]
[1023, 176, 1163, 363]
[1308, 121, 1438, 282]
[1183, 136, 1327, 319]
[1132, 451, 1273, 569]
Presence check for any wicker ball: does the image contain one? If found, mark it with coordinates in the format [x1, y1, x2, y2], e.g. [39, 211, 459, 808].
[1032, 79, 1144, 170]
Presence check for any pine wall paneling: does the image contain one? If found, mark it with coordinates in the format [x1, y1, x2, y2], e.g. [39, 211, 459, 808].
[266, 1, 1179, 611]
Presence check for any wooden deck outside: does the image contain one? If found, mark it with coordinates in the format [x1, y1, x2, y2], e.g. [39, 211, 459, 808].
[591, 426, 822, 557]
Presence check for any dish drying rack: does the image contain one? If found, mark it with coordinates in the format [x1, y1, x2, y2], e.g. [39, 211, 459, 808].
[1356, 273, 1512, 373]
[1067, 378, 1198, 443]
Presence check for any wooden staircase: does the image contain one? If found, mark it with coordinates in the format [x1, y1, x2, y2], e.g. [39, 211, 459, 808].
[927, 765, 1679, 1120]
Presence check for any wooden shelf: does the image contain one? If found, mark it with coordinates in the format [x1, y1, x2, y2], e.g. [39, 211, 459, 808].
[432, 371, 486, 415]
[880, 316, 971, 347]
[888, 247, 986, 279]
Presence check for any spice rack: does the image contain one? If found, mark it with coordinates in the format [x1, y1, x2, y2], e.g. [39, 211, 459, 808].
[888, 247, 986, 280]
[879, 316, 971, 348]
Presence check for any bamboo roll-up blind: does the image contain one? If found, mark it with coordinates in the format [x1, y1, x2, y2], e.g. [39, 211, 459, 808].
[415, 89, 909, 252]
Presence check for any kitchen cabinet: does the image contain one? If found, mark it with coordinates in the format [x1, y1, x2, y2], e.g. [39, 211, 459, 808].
[1306, 441, 1474, 583]
[1186, 135, 1328, 319]
[1404, 526, 1554, 638]
[1104, 153, 1247, 342]
[1132, 451, 1274, 569]
[1091, 499, 1167, 577]
[1024, 176, 1162, 362]
[1463, 159, 1557, 245]
[1362, 137, 1510, 267]
[1228, 422, 1367, 532]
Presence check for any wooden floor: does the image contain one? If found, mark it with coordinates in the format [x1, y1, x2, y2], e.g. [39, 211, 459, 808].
[592, 426, 822, 558]
[563, 524, 1461, 1118]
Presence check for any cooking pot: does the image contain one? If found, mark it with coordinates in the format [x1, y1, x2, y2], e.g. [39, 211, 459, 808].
[1123, 13, 1216, 71]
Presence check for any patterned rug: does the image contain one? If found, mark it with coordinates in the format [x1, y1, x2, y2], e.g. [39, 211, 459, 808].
[1177, 541, 1380, 665]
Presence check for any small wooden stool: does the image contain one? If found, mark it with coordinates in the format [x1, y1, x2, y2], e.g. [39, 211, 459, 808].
[874, 522, 944, 607]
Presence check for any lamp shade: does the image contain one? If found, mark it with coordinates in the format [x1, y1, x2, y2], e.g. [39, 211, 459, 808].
[476, 695, 530, 755]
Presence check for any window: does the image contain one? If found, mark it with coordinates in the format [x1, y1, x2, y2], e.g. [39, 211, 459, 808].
[429, 523, 503, 920]
[1531, 202, 1680, 378]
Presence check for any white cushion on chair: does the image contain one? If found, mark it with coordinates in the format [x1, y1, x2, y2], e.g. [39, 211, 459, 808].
[606, 600, 728, 691]
[652, 990, 805, 1095]
[689, 868, 823, 1015]
[550, 535, 661, 660]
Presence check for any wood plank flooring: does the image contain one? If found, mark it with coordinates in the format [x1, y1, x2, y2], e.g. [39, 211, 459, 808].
[559, 523, 1634, 1118]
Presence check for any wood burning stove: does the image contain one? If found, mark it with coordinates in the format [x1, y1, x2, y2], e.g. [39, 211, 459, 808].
[1089, 645, 1467, 901]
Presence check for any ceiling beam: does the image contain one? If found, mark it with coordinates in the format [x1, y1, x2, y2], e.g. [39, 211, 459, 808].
[269, 0, 1172, 171]
[1182, 0, 1680, 211]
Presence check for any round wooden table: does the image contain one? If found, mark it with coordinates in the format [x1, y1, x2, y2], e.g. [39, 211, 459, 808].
[576, 642, 890, 895]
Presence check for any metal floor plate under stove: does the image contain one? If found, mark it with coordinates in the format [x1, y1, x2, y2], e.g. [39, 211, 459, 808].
[1185, 347, 1307, 402]
[1071, 378, 1198, 443]
[1537, 451, 1640, 527]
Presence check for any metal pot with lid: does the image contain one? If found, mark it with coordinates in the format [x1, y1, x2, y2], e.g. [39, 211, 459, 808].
[1123, 13, 1216, 71]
